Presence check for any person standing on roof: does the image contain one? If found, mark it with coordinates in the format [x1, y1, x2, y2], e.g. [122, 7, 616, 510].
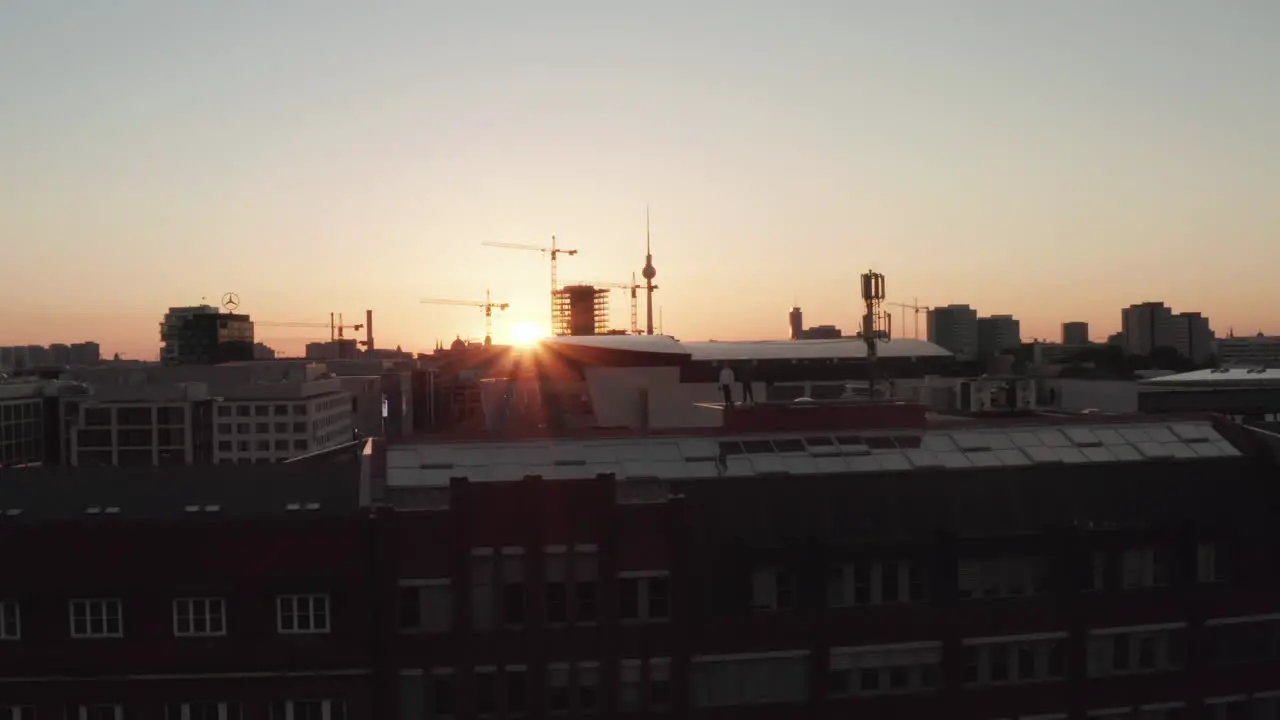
[718, 363, 736, 408]
[739, 361, 756, 404]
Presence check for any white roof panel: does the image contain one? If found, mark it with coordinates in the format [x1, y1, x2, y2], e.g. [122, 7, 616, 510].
[1037, 430, 1071, 448]
[1166, 442, 1199, 459]
[1109, 444, 1144, 461]
[813, 456, 851, 473]
[994, 448, 1032, 466]
[1024, 446, 1062, 464]
[1148, 427, 1179, 443]
[1064, 428, 1101, 447]
[386, 448, 422, 469]
[550, 444, 586, 464]
[1192, 442, 1225, 458]
[1054, 447, 1090, 464]
[921, 434, 959, 452]
[966, 451, 1004, 468]
[906, 449, 944, 469]
[952, 433, 991, 451]
[750, 455, 788, 474]
[985, 433, 1016, 450]
[1080, 445, 1117, 463]
[725, 456, 756, 477]
[1213, 440, 1242, 456]
[619, 460, 658, 479]
[678, 438, 720, 461]
[939, 451, 974, 468]
[846, 455, 881, 473]
[1010, 432, 1043, 448]
[1093, 428, 1127, 445]
[1135, 442, 1174, 459]
[782, 455, 820, 475]
[581, 445, 622, 463]
[1170, 423, 1208, 442]
[647, 442, 685, 462]
[877, 453, 912, 472]
[685, 461, 721, 478]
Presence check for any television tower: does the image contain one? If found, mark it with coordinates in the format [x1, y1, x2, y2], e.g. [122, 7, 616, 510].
[642, 206, 658, 335]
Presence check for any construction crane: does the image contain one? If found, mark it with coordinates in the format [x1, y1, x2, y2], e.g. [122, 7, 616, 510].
[578, 273, 652, 334]
[257, 315, 365, 342]
[481, 236, 578, 326]
[420, 290, 509, 346]
[888, 298, 931, 339]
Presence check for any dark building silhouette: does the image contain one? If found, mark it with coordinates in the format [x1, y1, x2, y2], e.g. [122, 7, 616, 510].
[173, 312, 255, 365]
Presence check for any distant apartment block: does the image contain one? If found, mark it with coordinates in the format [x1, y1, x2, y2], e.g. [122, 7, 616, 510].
[1120, 302, 1176, 356]
[1173, 311, 1215, 365]
[927, 304, 979, 361]
[1062, 321, 1090, 346]
[0, 341, 99, 370]
[977, 314, 1021, 357]
[63, 362, 355, 466]
[1217, 334, 1280, 366]
[306, 339, 361, 361]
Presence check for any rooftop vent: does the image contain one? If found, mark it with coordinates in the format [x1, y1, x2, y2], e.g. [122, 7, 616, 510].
[285, 502, 302, 511]
[85, 506, 101, 514]
[3, 508, 21, 516]
[104, 506, 120, 514]
[184, 505, 201, 513]
[204, 505, 221, 512]
[304, 502, 321, 511]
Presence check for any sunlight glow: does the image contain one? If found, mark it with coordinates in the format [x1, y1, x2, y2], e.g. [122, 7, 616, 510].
[509, 321, 548, 346]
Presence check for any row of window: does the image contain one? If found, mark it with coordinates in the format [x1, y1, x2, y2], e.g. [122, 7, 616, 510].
[217, 421, 311, 436]
[2, 701, 344, 720]
[217, 438, 310, 453]
[754, 544, 1225, 611]
[216, 404, 310, 419]
[0, 595, 329, 640]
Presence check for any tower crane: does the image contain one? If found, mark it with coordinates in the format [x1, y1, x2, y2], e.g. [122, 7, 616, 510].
[257, 315, 365, 342]
[578, 273, 653, 335]
[420, 290, 509, 346]
[482, 236, 578, 327]
[888, 298, 931, 339]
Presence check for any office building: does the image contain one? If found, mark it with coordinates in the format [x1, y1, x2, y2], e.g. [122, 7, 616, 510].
[926, 304, 979, 361]
[1217, 334, 1280, 366]
[789, 307, 803, 340]
[976, 314, 1021, 357]
[0, 381, 46, 467]
[1173, 312, 1214, 365]
[1121, 302, 1176, 356]
[161, 305, 256, 364]
[1062, 321, 1090, 347]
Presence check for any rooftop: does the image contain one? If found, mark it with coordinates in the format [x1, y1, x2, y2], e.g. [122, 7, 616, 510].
[386, 414, 1247, 487]
[0, 452, 365, 523]
[1139, 366, 1280, 388]
[544, 334, 953, 361]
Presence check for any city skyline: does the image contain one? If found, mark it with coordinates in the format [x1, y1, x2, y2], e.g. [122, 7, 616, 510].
[2, 1, 1277, 359]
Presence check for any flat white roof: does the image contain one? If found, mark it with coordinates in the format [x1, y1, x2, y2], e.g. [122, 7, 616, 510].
[385, 419, 1241, 487]
[1140, 367, 1280, 387]
[544, 335, 952, 361]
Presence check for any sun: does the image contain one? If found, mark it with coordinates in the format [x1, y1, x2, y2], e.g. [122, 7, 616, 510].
[509, 321, 548, 346]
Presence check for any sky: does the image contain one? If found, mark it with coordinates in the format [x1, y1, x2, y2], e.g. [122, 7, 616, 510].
[1, 1, 1277, 359]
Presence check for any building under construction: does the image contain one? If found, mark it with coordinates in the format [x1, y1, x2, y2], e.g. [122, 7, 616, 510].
[553, 284, 610, 336]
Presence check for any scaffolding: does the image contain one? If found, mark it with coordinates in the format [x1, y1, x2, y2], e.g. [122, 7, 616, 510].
[553, 285, 610, 336]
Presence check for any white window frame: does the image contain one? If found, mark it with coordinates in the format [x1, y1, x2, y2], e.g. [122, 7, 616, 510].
[1121, 547, 1167, 589]
[829, 641, 942, 696]
[72, 706, 124, 720]
[69, 598, 123, 639]
[619, 571, 670, 622]
[829, 561, 923, 607]
[173, 597, 227, 638]
[751, 567, 795, 611]
[958, 556, 1047, 600]
[1197, 543, 1222, 583]
[0, 600, 20, 640]
[270, 700, 343, 720]
[276, 594, 331, 635]
[6, 708, 36, 720]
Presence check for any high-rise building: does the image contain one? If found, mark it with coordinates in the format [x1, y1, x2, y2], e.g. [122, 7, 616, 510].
[160, 305, 221, 363]
[977, 315, 1021, 358]
[926, 304, 979, 361]
[69, 341, 100, 366]
[1120, 302, 1176, 356]
[1173, 312, 1214, 365]
[1062, 321, 1090, 346]
[789, 307, 803, 340]
[48, 343, 71, 366]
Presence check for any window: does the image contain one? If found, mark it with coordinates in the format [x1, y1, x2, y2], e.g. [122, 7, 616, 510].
[398, 580, 452, 633]
[235, 405, 250, 417]
[475, 668, 497, 715]
[1121, 547, 1170, 589]
[277, 594, 330, 634]
[1197, 543, 1224, 583]
[5, 708, 35, 720]
[69, 598, 122, 638]
[620, 572, 670, 622]
[174, 598, 226, 637]
[500, 552, 526, 626]
[1206, 615, 1280, 666]
[830, 642, 941, 696]
[693, 651, 810, 707]
[829, 561, 927, 606]
[751, 567, 796, 611]
[70, 707, 123, 720]
[471, 551, 496, 631]
[269, 701, 345, 720]
[575, 662, 599, 713]
[957, 556, 1049, 599]
[216, 405, 231, 418]
[165, 703, 243, 720]
[0, 601, 19, 639]
[961, 634, 1067, 686]
[620, 658, 672, 711]
[505, 666, 527, 715]
[293, 439, 308, 451]
[1087, 625, 1184, 676]
[428, 670, 456, 718]
[254, 405, 270, 417]
[543, 546, 598, 624]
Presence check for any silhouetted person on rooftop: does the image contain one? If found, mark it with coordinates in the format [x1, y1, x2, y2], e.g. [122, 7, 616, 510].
[718, 364, 735, 408]
[739, 362, 755, 404]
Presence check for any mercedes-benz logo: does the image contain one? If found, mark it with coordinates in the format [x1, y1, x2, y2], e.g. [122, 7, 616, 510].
[221, 292, 240, 312]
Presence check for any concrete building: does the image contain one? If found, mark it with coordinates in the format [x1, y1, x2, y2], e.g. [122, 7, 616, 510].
[1121, 302, 1176, 356]
[1217, 334, 1280, 366]
[1062, 321, 1090, 346]
[976, 314, 1021, 357]
[0, 381, 47, 467]
[62, 362, 354, 466]
[926, 304, 979, 361]
[1173, 311, 1215, 365]
[306, 339, 360, 361]
[789, 306, 803, 340]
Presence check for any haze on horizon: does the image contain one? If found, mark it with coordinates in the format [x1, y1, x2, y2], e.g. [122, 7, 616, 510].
[1, 1, 1277, 359]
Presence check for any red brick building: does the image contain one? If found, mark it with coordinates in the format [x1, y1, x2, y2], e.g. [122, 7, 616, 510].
[6, 406, 1280, 720]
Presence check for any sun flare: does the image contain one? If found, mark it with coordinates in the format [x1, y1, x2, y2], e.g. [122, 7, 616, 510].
[509, 322, 548, 346]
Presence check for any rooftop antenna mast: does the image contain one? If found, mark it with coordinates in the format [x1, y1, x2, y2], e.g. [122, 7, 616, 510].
[861, 270, 891, 399]
[641, 206, 658, 335]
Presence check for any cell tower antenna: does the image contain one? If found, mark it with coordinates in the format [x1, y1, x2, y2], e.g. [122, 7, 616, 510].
[860, 270, 891, 400]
